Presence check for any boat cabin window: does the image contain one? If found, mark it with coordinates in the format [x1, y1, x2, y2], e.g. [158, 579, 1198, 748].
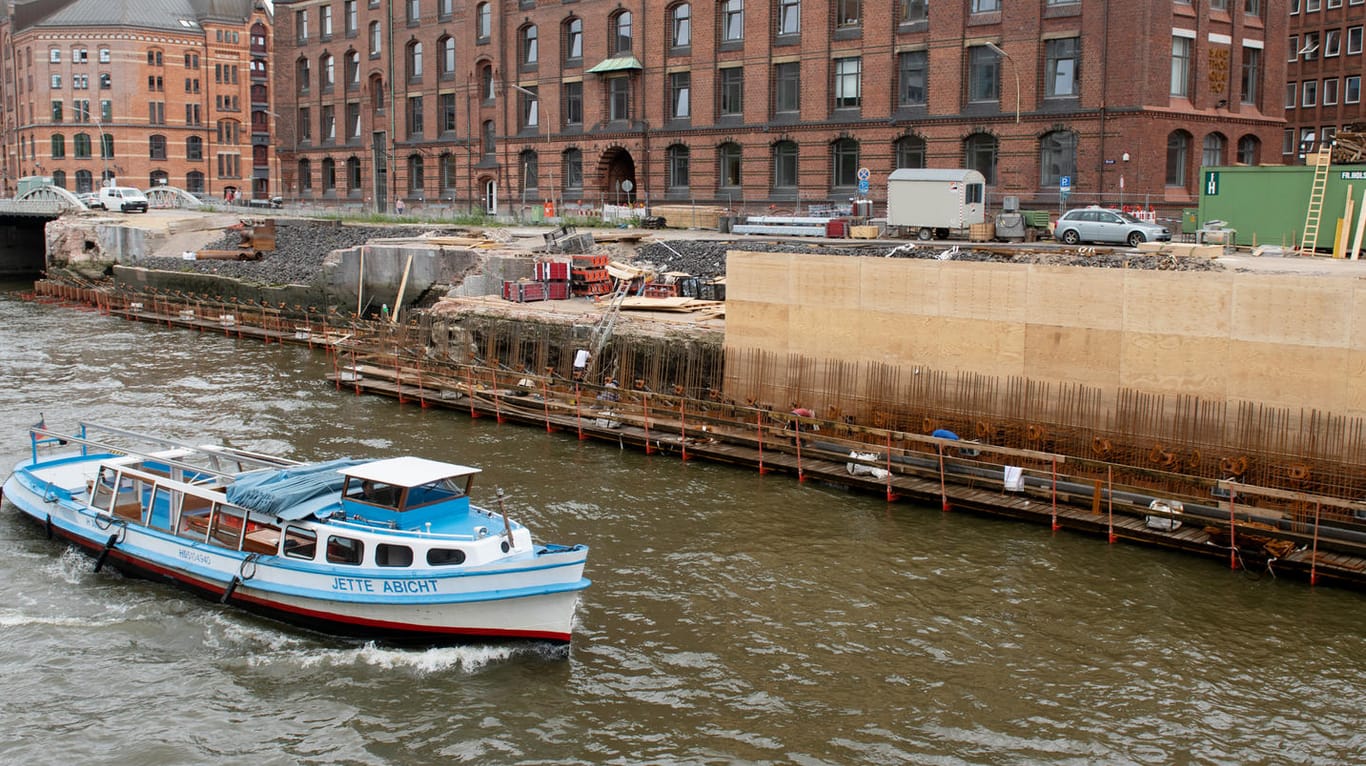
[283, 527, 317, 559]
[404, 478, 468, 510]
[90, 468, 118, 511]
[326, 535, 364, 565]
[349, 479, 403, 509]
[427, 547, 467, 566]
[376, 543, 413, 567]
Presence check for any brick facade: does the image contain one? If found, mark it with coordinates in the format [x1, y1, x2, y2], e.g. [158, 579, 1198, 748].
[273, 0, 1286, 217]
[0, 0, 273, 199]
[1286, 0, 1366, 160]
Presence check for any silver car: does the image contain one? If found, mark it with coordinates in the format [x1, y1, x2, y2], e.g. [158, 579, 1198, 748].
[1052, 208, 1171, 247]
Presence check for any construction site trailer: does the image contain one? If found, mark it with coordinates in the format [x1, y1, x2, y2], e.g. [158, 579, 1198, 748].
[885, 168, 987, 241]
[1197, 163, 1366, 251]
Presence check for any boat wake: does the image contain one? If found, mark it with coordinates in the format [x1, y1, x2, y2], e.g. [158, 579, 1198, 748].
[246, 640, 527, 674]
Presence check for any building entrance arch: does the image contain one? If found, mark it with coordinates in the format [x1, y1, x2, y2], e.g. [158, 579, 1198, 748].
[597, 147, 637, 204]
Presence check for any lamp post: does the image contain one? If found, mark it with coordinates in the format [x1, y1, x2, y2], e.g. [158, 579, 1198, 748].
[93, 116, 111, 189]
[507, 83, 542, 222]
[1120, 151, 1129, 208]
[985, 42, 1019, 124]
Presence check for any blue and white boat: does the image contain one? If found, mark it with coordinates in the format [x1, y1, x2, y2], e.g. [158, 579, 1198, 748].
[2, 422, 590, 645]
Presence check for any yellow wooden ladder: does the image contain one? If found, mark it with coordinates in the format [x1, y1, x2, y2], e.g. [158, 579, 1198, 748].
[1299, 146, 1334, 256]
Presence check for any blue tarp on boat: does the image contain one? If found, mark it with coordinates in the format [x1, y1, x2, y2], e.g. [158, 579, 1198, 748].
[225, 458, 364, 519]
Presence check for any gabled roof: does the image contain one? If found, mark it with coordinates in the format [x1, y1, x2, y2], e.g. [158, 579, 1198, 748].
[11, 0, 254, 33]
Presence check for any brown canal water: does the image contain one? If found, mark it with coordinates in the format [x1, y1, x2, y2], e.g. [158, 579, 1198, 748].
[1, 282, 1363, 765]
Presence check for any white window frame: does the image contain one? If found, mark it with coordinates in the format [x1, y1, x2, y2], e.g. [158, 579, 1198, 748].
[1346, 75, 1362, 103]
[1348, 27, 1363, 55]
[1302, 79, 1318, 106]
[1326, 29, 1341, 57]
[1323, 77, 1339, 105]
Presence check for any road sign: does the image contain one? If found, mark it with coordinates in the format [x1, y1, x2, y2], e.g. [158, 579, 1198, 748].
[1060, 175, 1071, 192]
[857, 167, 871, 182]
[1204, 171, 1219, 196]
[858, 179, 870, 195]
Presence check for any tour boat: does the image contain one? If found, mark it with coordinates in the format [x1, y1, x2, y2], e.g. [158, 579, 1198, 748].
[2, 421, 590, 645]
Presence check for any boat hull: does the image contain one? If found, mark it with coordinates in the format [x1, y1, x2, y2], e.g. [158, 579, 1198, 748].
[4, 460, 588, 645]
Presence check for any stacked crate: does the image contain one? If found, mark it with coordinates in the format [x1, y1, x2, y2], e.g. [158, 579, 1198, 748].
[571, 254, 612, 296]
[502, 279, 549, 302]
[535, 260, 572, 300]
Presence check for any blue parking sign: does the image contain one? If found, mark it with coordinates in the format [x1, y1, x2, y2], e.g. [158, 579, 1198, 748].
[1060, 175, 1071, 192]
[858, 179, 870, 195]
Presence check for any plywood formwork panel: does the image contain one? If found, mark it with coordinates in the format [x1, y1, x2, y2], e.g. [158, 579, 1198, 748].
[793, 257, 861, 310]
[1120, 333, 1232, 398]
[934, 261, 1029, 323]
[723, 301, 792, 352]
[937, 317, 1028, 376]
[1026, 265, 1124, 330]
[860, 259, 922, 313]
[1231, 276, 1355, 347]
[1022, 325, 1124, 388]
[1224, 341, 1352, 411]
[1122, 270, 1234, 338]
[725, 252, 796, 304]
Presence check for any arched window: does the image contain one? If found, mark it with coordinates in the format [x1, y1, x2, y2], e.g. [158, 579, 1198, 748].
[613, 11, 633, 54]
[670, 4, 692, 48]
[480, 64, 494, 102]
[564, 18, 583, 62]
[150, 169, 168, 187]
[563, 148, 583, 192]
[895, 135, 925, 168]
[1202, 132, 1226, 167]
[406, 41, 423, 81]
[476, 3, 491, 41]
[320, 53, 335, 89]
[772, 140, 798, 191]
[407, 153, 424, 193]
[296, 57, 311, 93]
[298, 158, 313, 191]
[1165, 130, 1190, 187]
[73, 132, 91, 159]
[831, 137, 859, 188]
[520, 25, 538, 67]
[1237, 134, 1260, 165]
[666, 145, 689, 190]
[438, 37, 455, 77]
[346, 50, 361, 87]
[322, 157, 336, 192]
[186, 171, 204, 193]
[370, 74, 385, 110]
[440, 152, 457, 193]
[964, 133, 998, 184]
[718, 141, 742, 188]
[1039, 130, 1077, 187]
[520, 150, 539, 190]
[51, 169, 66, 188]
[149, 134, 167, 160]
[76, 169, 93, 193]
[347, 156, 362, 192]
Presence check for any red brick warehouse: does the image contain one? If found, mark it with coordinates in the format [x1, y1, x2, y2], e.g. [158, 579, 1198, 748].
[271, 0, 1286, 218]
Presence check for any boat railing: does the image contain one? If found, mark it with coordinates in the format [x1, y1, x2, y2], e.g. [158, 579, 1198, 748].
[30, 422, 296, 482]
[324, 516, 493, 542]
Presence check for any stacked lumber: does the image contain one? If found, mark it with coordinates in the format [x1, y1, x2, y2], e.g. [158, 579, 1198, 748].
[649, 204, 726, 230]
[1332, 128, 1366, 163]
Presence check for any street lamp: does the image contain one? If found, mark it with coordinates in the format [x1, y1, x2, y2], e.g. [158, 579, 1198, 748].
[985, 42, 1019, 124]
[507, 83, 542, 221]
[93, 115, 112, 189]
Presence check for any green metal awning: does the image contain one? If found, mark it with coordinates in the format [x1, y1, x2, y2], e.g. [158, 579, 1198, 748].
[586, 56, 643, 74]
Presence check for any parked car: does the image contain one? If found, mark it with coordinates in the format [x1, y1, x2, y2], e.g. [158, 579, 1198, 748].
[77, 192, 101, 209]
[1052, 207, 1171, 247]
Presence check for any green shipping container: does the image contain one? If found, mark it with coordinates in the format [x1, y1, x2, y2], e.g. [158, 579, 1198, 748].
[1197, 164, 1366, 251]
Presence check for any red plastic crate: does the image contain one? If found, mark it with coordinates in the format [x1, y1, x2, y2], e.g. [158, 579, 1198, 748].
[546, 281, 571, 300]
[535, 261, 570, 281]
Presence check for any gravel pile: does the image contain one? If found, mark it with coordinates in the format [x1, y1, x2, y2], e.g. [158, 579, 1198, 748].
[138, 220, 466, 285]
[635, 239, 1223, 278]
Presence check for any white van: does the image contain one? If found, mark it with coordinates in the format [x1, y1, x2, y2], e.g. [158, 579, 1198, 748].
[95, 186, 149, 213]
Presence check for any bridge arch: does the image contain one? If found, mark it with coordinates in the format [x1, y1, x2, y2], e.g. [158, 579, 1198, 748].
[145, 185, 205, 209]
[16, 184, 86, 213]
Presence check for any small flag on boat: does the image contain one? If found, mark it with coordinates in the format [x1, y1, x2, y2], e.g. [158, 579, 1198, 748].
[31, 415, 44, 432]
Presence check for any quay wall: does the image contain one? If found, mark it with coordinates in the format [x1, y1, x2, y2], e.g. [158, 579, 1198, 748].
[724, 252, 1366, 419]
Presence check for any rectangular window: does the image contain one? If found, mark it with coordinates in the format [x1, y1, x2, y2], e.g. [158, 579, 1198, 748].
[1286, 82, 1297, 108]
[898, 51, 926, 107]
[299, 106, 312, 140]
[322, 6, 333, 37]
[348, 101, 363, 138]
[1045, 38, 1079, 98]
[1324, 77, 1339, 105]
[346, 1, 358, 34]
[322, 105, 336, 141]
[149, 101, 164, 124]
[721, 0, 744, 42]
[50, 101, 62, 122]
[778, 0, 800, 36]
[719, 67, 743, 116]
[50, 74, 61, 89]
[833, 57, 861, 109]
[1347, 76, 1361, 103]
[1283, 129, 1295, 156]
[1349, 27, 1363, 55]
[1289, 35, 1300, 61]
[563, 81, 583, 126]
[1307, 0, 1321, 9]
[1327, 30, 1342, 57]
[1303, 32, 1320, 61]
[669, 72, 690, 119]
[49, 48, 60, 63]
[969, 46, 1000, 102]
[1171, 37, 1191, 96]
[439, 93, 455, 133]
[296, 10, 309, 42]
[1241, 47, 1260, 105]
[836, 0, 860, 29]
[406, 95, 423, 136]
[520, 86, 539, 129]
[99, 48, 111, 63]
[774, 62, 800, 113]
[609, 77, 630, 121]
[971, 0, 1001, 11]
[1303, 79, 1317, 106]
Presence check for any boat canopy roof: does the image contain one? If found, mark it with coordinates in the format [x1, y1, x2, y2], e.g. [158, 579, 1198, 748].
[339, 456, 480, 488]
